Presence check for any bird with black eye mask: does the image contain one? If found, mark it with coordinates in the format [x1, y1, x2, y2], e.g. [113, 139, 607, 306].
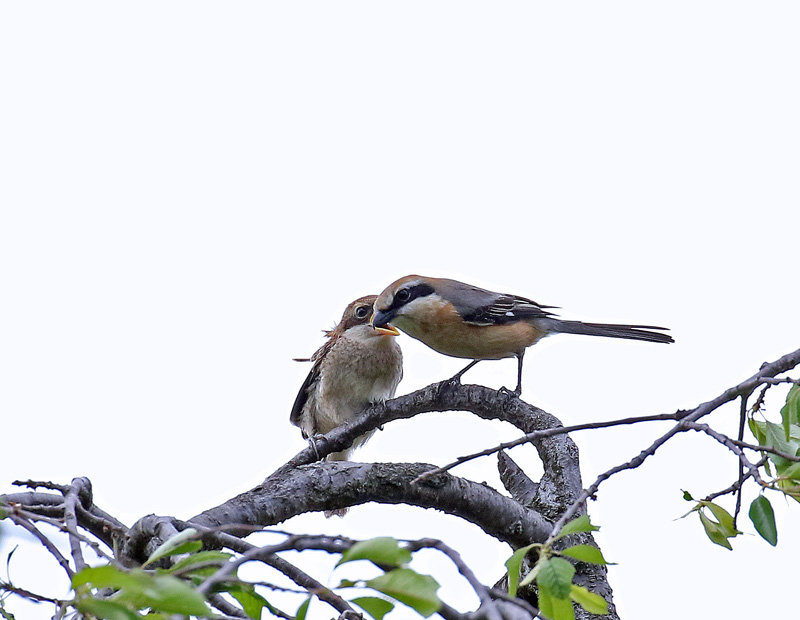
[372, 275, 673, 395]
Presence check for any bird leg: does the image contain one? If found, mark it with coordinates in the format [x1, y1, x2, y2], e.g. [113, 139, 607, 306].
[447, 359, 482, 386]
[499, 351, 525, 396]
[514, 351, 525, 395]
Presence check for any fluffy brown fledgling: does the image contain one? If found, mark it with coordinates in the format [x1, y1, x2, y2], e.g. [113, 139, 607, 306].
[291, 295, 403, 465]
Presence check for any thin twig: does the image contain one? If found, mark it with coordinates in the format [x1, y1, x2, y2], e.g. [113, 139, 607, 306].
[415, 412, 687, 483]
[206, 593, 250, 619]
[0, 580, 67, 605]
[190, 526, 355, 613]
[195, 533, 355, 615]
[683, 421, 769, 489]
[6, 514, 74, 579]
[12, 480, 69, 493]
[489, 587, 545, 619]
[703, 456, 769, 503]
[545, 347, 800, 543]
[247, 580, 310, 595]
[758, 377, 800, 386]
[406, 539, 503, 620]
[727, 439, 800, 462]
[11, 507, 115, 562]
[735, 394, 749, 526]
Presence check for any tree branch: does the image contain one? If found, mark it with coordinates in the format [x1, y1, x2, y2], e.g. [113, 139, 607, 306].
[190, 461, 552, 551]
[63, 477, 91, 572]
[545, 346, 800, 542]
[271, 380, 584, 520]
[416, 412, 687, 482]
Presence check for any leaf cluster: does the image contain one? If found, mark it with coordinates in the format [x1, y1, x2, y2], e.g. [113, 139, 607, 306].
[68, 534, 441, 620]
[505, 515, 609, 620]
[750, 385, 800, 500]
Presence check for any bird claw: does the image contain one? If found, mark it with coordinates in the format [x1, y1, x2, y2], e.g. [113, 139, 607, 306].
[499, 385, 522, 397]
[447, 374, 463, 387]
[307, 435, 324, 460]
[438, 374, 463, 394]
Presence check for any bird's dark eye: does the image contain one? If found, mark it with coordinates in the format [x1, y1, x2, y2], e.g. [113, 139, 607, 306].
[396, 288, 411, 303]
[354, 305, 370, 319]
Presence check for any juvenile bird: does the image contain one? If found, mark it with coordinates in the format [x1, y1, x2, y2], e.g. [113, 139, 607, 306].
[291, 295, 403, 465]
[372, 275, 673, 394]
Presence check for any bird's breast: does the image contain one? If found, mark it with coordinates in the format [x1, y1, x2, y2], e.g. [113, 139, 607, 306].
[394, 303, 546, 360]
[311, 336, 402, 429]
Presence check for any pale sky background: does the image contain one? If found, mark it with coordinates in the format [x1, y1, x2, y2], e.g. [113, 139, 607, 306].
[2, 2, 799, 619]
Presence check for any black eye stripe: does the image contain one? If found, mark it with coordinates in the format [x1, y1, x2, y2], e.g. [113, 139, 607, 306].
[391, 282, 434, 311]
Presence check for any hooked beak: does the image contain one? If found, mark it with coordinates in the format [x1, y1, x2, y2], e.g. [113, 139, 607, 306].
[371, 309, 400, 336]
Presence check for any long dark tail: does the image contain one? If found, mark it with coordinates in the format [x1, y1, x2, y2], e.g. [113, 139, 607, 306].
[549, 320, 674, 344]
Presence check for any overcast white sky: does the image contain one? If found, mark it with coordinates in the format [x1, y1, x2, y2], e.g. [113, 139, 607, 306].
[2, 2, 799, 619]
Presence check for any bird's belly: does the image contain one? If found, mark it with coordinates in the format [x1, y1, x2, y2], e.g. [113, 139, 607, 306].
[313, 343, 401, 432]
[397, 317, 545, 360]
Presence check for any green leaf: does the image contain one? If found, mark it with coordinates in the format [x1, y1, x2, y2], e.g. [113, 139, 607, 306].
[166, 550, 233, 576]
[504, 543, 537, 597]
[749, 418, 767, 445]
[553, 514, 599, 540]
[143, 528, 202, 567]
[337, 537, 412, 568]
[764, 421, 798, 470]
[775, 448, 800, 478]
[698, 502, 741, 549]
[776, 477, 800, 502]
[560, 544, 611, 565]
[749, 495, 778, 546]
[536, 557, 575, 599]
[119, 575, 210, 616]
[518, 557, 543, 589]
[72, 565, 143, 590]
[682, 490, 694, 501]
[366, 568, 441, 617]
[351, 596, 395, 620]
[75, 598, 142, 620]
[538, 584, 575, 620]
[225, 582, 282, 618]
[537, 584, 555, 619]
[570, 584, 608, 615]
[0, 602, 17, 620]
[75, 566, 210, 616]
[228, 585, 269, 620]
[778, 460, 800, 480]
[781, 385, 800, 439]
[698, 511, 733, 550]
[703, 501, 739, 535]
[295, 597, 311, 620]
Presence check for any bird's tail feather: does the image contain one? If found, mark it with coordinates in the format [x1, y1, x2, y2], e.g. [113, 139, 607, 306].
[550, 320, 674, 344]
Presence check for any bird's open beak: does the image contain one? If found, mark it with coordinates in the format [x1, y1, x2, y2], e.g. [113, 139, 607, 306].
[371, 309, 400, 336]
[372, 322, 400, 336]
